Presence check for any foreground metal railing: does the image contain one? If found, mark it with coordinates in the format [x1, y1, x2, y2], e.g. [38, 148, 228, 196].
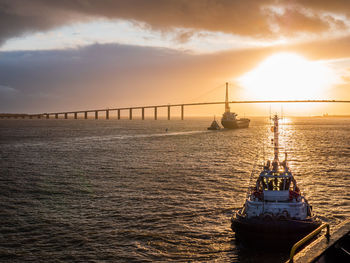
[289, 223, 330, 262]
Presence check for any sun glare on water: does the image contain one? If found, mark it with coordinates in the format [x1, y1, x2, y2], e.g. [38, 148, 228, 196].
[238, 52, 337, 100]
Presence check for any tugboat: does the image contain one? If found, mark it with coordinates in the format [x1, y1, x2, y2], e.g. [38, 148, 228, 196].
[208, 116, 221, 130]
[231, 115, 321, 246]
[221, 82, 250, 129]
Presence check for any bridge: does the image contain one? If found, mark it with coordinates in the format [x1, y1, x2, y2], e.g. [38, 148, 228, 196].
[1, 99, 350, 120]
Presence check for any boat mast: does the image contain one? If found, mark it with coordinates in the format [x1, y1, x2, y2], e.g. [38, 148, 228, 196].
[225, 82, 230, 113]
[272, 114, 279, 170]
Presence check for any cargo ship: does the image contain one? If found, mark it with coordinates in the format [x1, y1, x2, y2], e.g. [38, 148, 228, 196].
[221, 82, 250, 129]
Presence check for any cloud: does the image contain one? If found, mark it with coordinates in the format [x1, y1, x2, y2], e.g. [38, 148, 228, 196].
[0, 84, 17, 94]
[173, 30, 195, 44]
[0, 85, 20, 111]
[0, 0, 82, 45]
[0, 42, 269, 113]
[1, 35, 350, 113]
[272, 8, 330, 35]
[0, 0, 349, 46]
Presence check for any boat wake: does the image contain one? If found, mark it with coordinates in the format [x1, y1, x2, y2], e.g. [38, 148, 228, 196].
[84, 130, 210, 142]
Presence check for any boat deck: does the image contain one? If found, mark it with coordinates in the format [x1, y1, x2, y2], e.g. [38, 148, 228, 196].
[288, 218, 350, 262]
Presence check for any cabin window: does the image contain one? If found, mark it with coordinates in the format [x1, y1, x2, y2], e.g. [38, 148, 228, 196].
[261, 177, 291, 191]
[284, 178, 291, 190]
[262, 177, 268, 190]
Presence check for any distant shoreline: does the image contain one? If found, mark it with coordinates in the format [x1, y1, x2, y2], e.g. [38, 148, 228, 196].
[0, 113, 28, 118]
[317, 115, 350, 118]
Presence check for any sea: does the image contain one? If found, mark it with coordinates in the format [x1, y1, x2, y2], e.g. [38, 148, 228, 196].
[0, 117, 349, 262]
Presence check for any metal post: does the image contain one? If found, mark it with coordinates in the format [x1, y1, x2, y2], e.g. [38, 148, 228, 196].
[106, 110, 109, 120]
[95, 111, 98, 120]
[154, 107, 157, 120]
[181, 105, 184, 120]
[64, 113, 68, 119]
[55, 113, 58, 119]
[142, 108, 145, 120]
[84, 112, 88, 119]
[129, 108, 132, 120]
[117, 109, 120, 120]
[74, 112, 77, 119]
[167, 106, 170, 120]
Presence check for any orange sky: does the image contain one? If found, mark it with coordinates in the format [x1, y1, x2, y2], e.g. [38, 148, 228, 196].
[0, 0, 350, 116]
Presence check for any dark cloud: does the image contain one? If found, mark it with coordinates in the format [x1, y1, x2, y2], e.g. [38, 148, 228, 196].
[294, 0, 350, 14]
[1, 0, 349, 46]
[173, 30, 195, 44]
[272, 8, 330, 35]
[0, 42, 268, 113]
[1, 35, 350, 113]
[0, 0, 83, 45]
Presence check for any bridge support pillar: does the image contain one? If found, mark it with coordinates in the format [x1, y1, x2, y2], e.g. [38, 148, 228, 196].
[117, 109, 120, 120]
[74, 112, 77, 119]
[55, 113, 58, 119]
[167, 106, 170, 120]
[84, 112, 88, 119]
[38, 115, 41, 119]
[106, 110, 109, 120]
[129, 108, 132, 120]
[64, 113, 68, 119]
[154, 107, 157, 120]
[142, 108, 145, 120]
[46, 114, 49, 119]
[95, 111, 98, 120]
[181, 105, 184, 120]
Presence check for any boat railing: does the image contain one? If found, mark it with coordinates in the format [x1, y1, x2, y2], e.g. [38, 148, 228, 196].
[289, 223, 330, 262]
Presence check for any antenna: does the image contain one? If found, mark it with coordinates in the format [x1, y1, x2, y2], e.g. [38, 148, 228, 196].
[272, 114, 280, 171]
[225, 82, 230, 113]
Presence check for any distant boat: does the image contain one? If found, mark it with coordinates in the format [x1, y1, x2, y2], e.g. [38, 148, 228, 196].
[221, 82, 250, 129]
[207, 116, 221, 130]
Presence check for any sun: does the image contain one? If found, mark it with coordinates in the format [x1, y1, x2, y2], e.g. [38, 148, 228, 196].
[238, 52, 337, 100]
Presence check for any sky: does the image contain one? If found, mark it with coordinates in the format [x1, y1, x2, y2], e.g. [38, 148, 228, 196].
[1, 0, 350, 116]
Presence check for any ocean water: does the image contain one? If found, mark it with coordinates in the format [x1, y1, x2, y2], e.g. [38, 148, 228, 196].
[0, 117, 349, 262]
